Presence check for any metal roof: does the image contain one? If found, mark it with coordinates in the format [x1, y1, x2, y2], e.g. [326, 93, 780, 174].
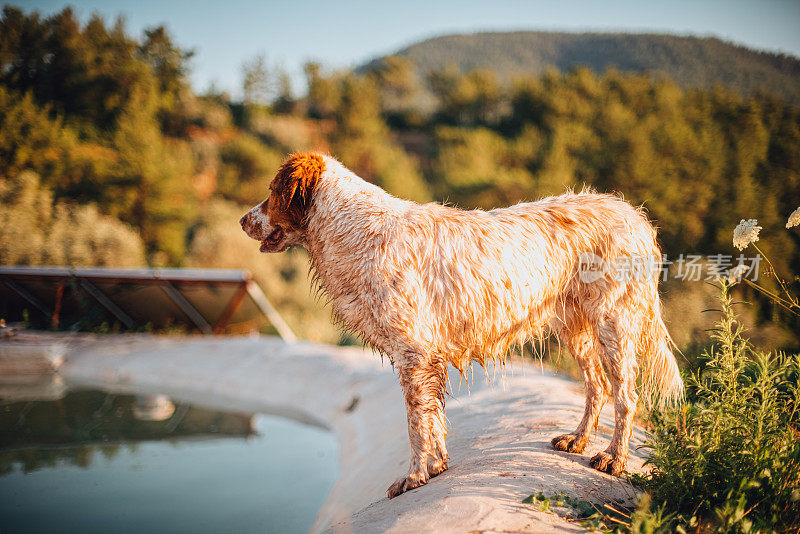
[0, 266, 295, 341]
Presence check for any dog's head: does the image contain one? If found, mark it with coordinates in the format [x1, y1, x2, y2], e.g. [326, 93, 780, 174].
[240, 152, 325, 253]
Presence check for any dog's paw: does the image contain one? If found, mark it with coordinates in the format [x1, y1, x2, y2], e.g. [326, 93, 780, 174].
[589, 451, 626, 476]
[551, 433, 589, 453]
[427, 456, 449, 478]
[387, 471, 428, 499]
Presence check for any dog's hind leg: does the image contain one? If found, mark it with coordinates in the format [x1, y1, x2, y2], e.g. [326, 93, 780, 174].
[387, 350, 448, 499]
[589, 312, 639, 476]
[551, 325, 610, 454]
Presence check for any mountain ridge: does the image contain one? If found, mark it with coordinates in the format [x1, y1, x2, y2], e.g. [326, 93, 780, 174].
[360, 31, 800, 104]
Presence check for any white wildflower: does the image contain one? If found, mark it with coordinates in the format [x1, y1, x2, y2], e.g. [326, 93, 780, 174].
[787, 207, 800, 229]
[732, 219, 761, 250]
[727, 263, 749, 283]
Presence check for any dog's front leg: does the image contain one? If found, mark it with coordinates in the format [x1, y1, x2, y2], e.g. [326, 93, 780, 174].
[387, 351, 448, 499]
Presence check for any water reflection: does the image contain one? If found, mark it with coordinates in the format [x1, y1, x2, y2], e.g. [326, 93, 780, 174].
[0, 388, 255, 475]
[0, 383, 338, 534]
[133, 395, 176, 421]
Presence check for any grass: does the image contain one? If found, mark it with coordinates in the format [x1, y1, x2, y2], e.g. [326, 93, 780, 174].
[522, 490, 644, 530]
[522, 490, 607, 521]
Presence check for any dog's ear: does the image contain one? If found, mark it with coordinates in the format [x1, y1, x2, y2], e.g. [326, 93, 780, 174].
[270, 153, 325, 228]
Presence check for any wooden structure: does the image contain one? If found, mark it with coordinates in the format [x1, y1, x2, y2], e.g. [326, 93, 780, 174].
[0, 266, 295, 341]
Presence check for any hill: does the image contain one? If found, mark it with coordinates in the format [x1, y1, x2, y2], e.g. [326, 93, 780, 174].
[362, 31, 800, 104]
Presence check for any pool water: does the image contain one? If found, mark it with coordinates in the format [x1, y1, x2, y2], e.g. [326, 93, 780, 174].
[0, 388, 338, 534]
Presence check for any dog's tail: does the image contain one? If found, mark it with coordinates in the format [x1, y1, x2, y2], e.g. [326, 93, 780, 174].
[638, 288, 684, 409]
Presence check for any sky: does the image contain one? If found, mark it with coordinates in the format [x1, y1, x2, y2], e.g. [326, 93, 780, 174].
[16, 0, 800, 98]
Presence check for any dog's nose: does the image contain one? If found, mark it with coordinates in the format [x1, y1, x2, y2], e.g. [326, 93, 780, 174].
[239, 215, 247, 227]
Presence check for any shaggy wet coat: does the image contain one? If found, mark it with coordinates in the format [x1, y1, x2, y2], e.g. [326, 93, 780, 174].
[240, 153, 683, 498]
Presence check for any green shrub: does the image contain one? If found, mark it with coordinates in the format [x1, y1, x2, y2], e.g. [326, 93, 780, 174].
[635, 282, 800, 533]
[218, 134, 284, 206]
[0, 171, 146, 267]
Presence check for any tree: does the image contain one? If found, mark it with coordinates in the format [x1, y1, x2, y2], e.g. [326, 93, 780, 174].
[139, 25, 193, 108]
[428, 66, 502, 125]
[331, 74, 431, 202]
[110, 84, 196, 265]
[0, 87, 67, 179]
[304, 61, 340, 118]
[367, 55, 421, 124]
[272, 68, 296, 114]
[242, 53, 273, 108]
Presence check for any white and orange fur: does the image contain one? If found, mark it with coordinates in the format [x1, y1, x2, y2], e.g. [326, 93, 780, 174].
[240, 153, 683, 498]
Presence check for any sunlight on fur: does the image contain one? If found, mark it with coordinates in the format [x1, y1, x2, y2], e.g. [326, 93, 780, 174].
[240, 153, 684, 498]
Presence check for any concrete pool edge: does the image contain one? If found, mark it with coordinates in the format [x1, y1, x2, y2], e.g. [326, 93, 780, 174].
[10, 333, 647, 533]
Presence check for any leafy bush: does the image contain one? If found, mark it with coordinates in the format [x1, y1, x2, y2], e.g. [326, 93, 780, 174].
[0, 87, 68, 179]
[247, 115, 316, 154]
[433, 126, 534, 207]
[0, 172, 146, 267]
[218, 135, 284, 206]
[634, 283, 800, 533]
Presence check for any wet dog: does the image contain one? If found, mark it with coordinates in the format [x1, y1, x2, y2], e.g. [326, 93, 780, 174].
[241, 153, 683, 498]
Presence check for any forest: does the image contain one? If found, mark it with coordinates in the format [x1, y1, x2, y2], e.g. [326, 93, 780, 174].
[1, 6, 799, 353]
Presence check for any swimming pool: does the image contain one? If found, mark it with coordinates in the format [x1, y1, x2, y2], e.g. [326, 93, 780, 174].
[0, 387, 338, 533]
